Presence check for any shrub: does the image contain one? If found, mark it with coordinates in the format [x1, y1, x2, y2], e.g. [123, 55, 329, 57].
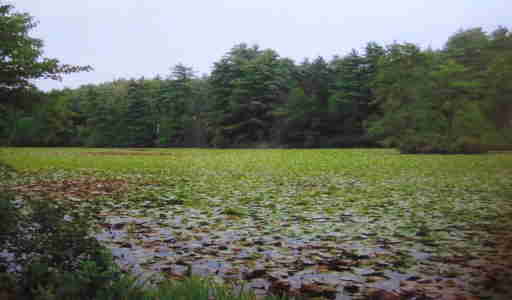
[397, 134, 488, 154]
[455, 136, 488, 154]
[0, 183, 122, 300]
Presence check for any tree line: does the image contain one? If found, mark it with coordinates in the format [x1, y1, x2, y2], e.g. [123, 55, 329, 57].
[1, 1, 511, 153]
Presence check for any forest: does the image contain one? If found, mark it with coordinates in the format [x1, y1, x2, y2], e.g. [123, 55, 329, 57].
[2, 2, 512, 300]
[1, 14, 511, 153]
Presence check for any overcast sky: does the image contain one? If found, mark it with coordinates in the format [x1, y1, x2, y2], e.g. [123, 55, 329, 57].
[11, 0, 511, 91]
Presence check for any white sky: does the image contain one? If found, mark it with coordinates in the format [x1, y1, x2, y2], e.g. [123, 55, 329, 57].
[10, 0, 511, 91]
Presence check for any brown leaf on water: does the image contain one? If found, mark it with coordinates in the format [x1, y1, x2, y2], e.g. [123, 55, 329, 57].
[366, 289, 402, 300]
[244, 268, 266, 280]
[269, 280, 291, 294]
[327, 259, 357, 271]
[300, 283, 337, 297]
[316, 264, 330, 272]
[10, 178, 130, 201]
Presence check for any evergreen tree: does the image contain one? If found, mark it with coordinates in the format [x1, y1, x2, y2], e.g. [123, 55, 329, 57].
[156, 64, 196, 146]
[122, 80, 155, 147]
[209, 44, 291, 147]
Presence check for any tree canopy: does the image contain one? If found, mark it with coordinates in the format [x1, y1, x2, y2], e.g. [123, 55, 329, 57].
[0, 2, 91, 104]
[1, 3, 510, 154]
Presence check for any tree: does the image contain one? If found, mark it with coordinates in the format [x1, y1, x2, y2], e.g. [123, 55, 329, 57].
[277, 57, 334, 147]
[122, 80, 155, 147]
[278, 86, 320, 146]
[209, 44, 292, 147]
[84, 87, 120, 147]
[330, 43, 384, 146]
[155, 64, 196, 146]
[0, 2, 91, 104]
[444, 27, 489, 75]
[329, 50, 372, 143]
[369, 42, 494, 153]
[0, 2, 91, 146]
[483, 27, 512, 136]
[3, 23, 508, 150]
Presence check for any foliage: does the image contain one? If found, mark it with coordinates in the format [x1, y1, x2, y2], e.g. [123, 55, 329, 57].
[0, 1, 90, 147]
[368, 29, 512, 153]
[143, 277, 284, 300]
[279, 57, 332, 147]
[0, 161, 284, 300]
[1, 19, 511, 151]
[155, 64, 203, 147]
[0, 187, 117, 299]
[0, 191, 17, 254]
[0, 2, 91, 104]
[122, 80, 156, 147]
[209, 44, 293, 147]
[2, 148, 512, 298]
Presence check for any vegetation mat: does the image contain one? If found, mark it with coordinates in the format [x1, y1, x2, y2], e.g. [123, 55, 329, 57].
[1, 148, 511, 300]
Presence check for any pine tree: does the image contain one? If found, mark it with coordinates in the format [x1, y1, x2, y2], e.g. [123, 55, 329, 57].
[123, 80, 154, 147]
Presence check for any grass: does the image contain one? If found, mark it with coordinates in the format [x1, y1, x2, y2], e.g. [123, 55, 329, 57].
[96, 276, 282, 300]
[1, 147, 512, 299]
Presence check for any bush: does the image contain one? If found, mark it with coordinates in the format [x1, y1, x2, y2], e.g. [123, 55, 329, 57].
[397, 134, 446, 154]
[482, 144, 512, 151]
[0, 184, 122, 300]
[397, 134, 488, 154]
[455, 137, 488, 154]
